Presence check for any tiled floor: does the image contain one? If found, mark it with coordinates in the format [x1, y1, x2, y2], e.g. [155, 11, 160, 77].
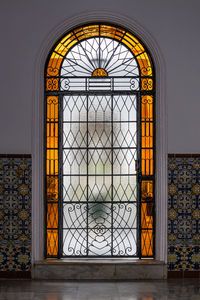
[0, 279, 200, 300]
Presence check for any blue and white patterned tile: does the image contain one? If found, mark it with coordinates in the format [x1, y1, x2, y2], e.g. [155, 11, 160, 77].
[0, 157, 31, 271]
[168, 156, 200, 271]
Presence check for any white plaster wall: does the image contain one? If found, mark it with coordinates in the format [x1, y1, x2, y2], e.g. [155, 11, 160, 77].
[0, 0, 199, 153]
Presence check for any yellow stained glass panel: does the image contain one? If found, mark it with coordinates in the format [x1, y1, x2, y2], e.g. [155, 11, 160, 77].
[141, 149, 153, 175]
[55, 33, 77, 57]
[141, 78, 153, 91]
[46, 149, 58, 175]
[141, 181, 153, 201]
[75, 25, 99, 40]
[141, 203, 153, 229]
[141, 230, 153, 256]
[46, 176, 58, 202]
[141, 122, 153, 148]
[46, 123, 58, 149]
[92, 68, 108, 77]
[47, 52, 63, 77]
[47, 96, 58, 122]
[100, 25, 124, 40]
[47, 230, 58, 256]
[122, 32, 144, 56]
[137, 52, 152, 76]
[47, 203, 58, 228]
[46, 78, 59, 91]
[141, 96, 153, 121]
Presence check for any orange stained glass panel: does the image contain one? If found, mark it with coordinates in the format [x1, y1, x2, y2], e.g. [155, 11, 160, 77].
[46, 176, 58, 202]
[141, 149, 153, 175]
[47, 230, 58, 256]
[137, 52, 152, 76]
[46, 123, 58, 149]
[100, 25, 124, 40]
[141, 203, 153, 229]
[75, 25, 99, 40]
[46, 78, 59, 91]
[141, 180, 153, 201]
[141, 122, 153, 137]
[92, 68, 108, 77]
[141, 230, 153, 256]
[141, 95, 153, 121]
[122, 32, 145, 56]
[47, 203, 58, 228]
[46, 52, 63, 77]
[141, 122, 153, 148]
[55, 33, 77, 57]
[141, 78, 153, 91]
[46, 149, 58, 175]
[46, 96, 58, 122]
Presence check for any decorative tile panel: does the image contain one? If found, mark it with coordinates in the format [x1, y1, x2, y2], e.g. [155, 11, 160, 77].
[168, 156, 200, 271]
[0, 156, 31, 271]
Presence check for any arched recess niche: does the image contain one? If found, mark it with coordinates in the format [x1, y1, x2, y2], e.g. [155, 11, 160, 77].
[32, 11, 167, 265]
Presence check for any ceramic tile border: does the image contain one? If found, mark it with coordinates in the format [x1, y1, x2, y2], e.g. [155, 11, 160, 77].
[168, 155, 200, 276]
[168, 271, 200, 278]
[168, 154, 200, 158]
[0, 271, 31, 279]
[0, 154, 31, 158]
[0, 157, 32, 273]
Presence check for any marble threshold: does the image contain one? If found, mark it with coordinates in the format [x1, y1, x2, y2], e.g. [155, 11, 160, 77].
[32, 259, 167, 280]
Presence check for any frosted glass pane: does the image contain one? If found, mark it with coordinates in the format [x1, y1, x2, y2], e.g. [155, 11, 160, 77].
[113, 176, 137, 202]
[113, 95, 137, 122]
[63, 95, 87, 122]
[113, 149, 137, 175]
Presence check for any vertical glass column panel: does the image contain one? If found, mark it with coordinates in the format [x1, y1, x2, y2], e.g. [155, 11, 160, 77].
[140, 94, 154, 257]
[141, 180, 154, 257]
[46, 123, 58, 149]
[141, 181, 153, 200]
[141, 230, 153, 256]
[141, 122, 153, 148]
[46, 176, 58, 202]
[47, 230, 59, 256]
[46, 96, 59, 121]
[46, 96, 59, 257]
[141, 149, 153, 176]
[47, 203, 58, 228]
[141, 96, 153, 121]
[46, 149, 58, 175]
[141, 95, 154, 176]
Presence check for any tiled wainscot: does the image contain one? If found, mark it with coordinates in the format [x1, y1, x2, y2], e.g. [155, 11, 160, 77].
[0, 156, 31, 273]
[168, 155, 200, 273]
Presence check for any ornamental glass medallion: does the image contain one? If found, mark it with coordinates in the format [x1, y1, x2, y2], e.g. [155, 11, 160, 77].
[45, 24, 155, 258]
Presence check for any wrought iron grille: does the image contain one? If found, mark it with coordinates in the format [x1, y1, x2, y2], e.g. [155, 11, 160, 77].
[45, 23, 155, 258]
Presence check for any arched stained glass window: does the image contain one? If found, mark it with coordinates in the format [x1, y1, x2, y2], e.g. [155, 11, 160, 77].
[45, 23, 155, 258]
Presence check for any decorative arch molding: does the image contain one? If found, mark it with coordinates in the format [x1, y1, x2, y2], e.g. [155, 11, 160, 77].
[32, 10, 167, 264]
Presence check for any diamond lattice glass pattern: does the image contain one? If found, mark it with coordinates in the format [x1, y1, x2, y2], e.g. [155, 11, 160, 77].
[62, 94, 138, 256]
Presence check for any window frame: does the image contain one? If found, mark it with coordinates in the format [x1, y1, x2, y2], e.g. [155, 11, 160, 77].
[31, 12, 167, 264]
[44, 23, 155, 259]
